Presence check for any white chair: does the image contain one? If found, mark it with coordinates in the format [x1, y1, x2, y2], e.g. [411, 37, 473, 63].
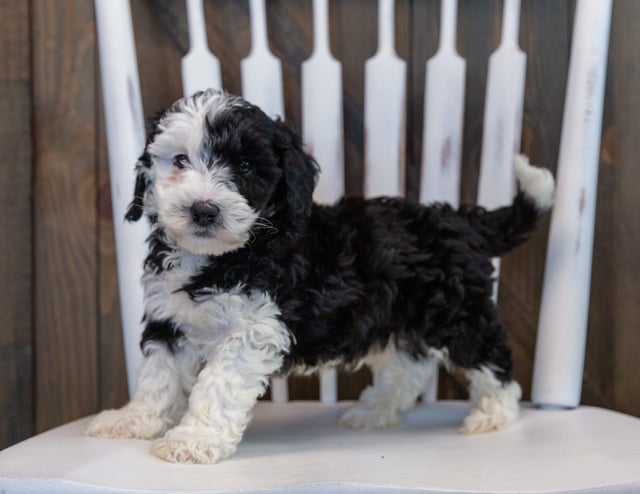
[1, 0, 638, 492]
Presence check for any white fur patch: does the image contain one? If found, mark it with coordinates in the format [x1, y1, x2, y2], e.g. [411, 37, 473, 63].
[461, 367, 521, 434]
[88, 237, 292, 464]
[514, 154, 555, 212]
[152, 160, 257, 256]
[86, 342, 193, 439]
[340, 343, 438, 429]
[150, 289, 291, 464]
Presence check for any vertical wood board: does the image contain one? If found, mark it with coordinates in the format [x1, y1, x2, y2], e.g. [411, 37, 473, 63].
[0, 1, 34, 449]
[32, 0, 99, 431]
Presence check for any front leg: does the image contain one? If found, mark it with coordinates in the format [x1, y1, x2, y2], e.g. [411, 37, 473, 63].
[151, 293, 291, 464]
[86, 325, 194, 439]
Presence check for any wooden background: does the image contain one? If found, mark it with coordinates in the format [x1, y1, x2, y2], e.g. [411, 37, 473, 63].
[1, 0, 638, 450]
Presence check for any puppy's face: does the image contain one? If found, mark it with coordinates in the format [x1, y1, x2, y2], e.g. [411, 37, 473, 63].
[127, 90, 317, 256]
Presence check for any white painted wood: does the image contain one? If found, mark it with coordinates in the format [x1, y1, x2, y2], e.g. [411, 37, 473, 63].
[302, 0, 343, 405]
[319, 366, 338, 404]
[181, 0, 222, 97]
[364, 0, 406, 198]
[241, 0, 285, 120]
[303, 0, 344, 205]
[477, 0, 525, 208]
[2, 402, 639, 493]
[532, 0, 613, 409]
[242, 0, 288, 402]
[419, 0, 465, 403]
[269, 377, 289, 404]
[476, 0, 526, 299]
[420, 0, 465, 208]
[94, 0, 149, 398]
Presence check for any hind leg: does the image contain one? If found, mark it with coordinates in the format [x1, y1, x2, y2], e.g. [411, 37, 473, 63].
[460, 365, 521, 433]
[434, 319, 521, 434]
[339, 342, 437, 429]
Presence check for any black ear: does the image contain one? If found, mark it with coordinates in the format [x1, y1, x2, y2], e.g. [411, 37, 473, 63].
[125, 162, 149, 222]
[274, 121, 319, 229]
[125, 112, 162, 222]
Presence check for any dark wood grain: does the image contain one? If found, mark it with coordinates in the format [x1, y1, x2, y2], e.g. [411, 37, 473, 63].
[0, 1, 34, 449]
[606, 0, 640, 417]
[584, 0, 640, 415]
[32, 0, 99, 432]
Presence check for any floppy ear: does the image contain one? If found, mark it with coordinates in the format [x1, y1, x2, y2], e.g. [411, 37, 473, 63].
[273, 121, 319, 229]
[125, 112, 163, 222]
[124, 161, 150, 222]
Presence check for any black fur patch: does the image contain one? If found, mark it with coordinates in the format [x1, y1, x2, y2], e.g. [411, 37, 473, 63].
[140, 318, 184, 355]
[144, 229, 174, 274]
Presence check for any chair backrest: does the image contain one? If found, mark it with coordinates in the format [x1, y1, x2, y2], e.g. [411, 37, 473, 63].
[94, 0, 612, 408]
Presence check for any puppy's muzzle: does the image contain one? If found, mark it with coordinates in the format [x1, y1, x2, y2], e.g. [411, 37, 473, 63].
[190, 201, 220, 227]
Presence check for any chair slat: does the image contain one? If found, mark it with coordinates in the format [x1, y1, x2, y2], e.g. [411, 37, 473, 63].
[304, 0, 345, 205]
[364, 0, 406, 198]
[477, 0, 526, 211]
[532, 0, 613, 408]
[94, 0, 149, 397]
[419, 0, 466, 403]
[420, 0, 465, 208]
[241, 0, 285, 120]
[182, 0, 222, 96]
[302, 0, 344, 404]
[476, 0, 526, 299]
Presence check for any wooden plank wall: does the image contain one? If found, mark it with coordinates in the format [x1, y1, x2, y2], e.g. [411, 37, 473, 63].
[0, 0, 638, 449]
[0, 1, 34, 448]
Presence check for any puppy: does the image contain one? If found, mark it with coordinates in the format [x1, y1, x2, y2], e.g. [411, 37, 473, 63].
[86, 89, 555, 464]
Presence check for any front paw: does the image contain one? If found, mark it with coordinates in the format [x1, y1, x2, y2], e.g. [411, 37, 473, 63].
[151, 425, 236, 464]
[85, 404, 169, 440]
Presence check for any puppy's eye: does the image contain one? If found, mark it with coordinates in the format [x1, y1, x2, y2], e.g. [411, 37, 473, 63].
[239, 160, 251, 173]
[172, 154, 190, 169]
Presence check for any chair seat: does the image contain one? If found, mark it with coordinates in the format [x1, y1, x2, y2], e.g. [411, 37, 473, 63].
[1, 401, 639, 493]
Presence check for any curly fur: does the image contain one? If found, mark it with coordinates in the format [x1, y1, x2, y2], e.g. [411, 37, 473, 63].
[87, 89, 555, 464]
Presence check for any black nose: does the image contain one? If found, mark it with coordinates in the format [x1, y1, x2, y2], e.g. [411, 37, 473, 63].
[190, 202, 220, 226]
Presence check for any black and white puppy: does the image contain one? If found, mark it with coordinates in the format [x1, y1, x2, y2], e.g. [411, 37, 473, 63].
[87, 89, 555, 464]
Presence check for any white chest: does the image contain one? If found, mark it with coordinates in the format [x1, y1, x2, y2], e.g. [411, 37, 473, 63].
[141, 254, 286, 350]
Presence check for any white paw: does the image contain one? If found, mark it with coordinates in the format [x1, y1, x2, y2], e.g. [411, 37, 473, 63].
[339, 404, 401, 430]
[459, 396, 519, 434]
[151, 426, 235, 464]
[85, 404, 168, 440]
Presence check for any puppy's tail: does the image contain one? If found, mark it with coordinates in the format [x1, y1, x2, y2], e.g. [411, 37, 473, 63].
[464, 154, 555, 257]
